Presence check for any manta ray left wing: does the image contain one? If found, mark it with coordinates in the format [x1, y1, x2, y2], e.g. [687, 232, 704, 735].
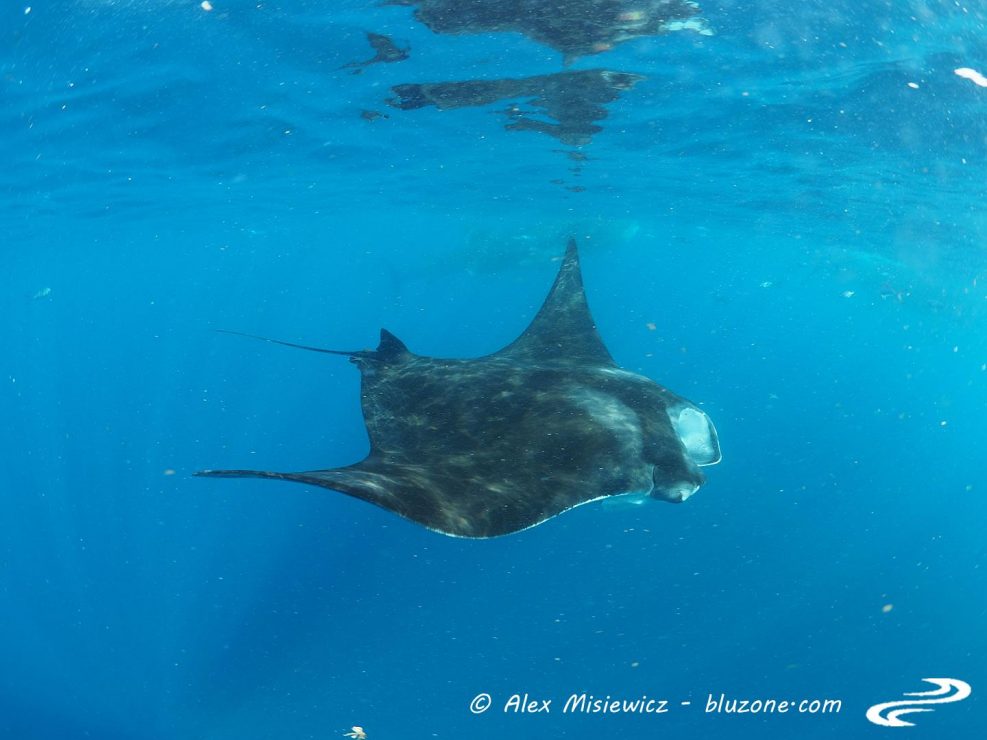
[197, 442, 638, 538]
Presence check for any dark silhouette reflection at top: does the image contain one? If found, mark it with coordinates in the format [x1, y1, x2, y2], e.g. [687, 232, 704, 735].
[388, 69, 645, 146]
[385, 0, 710, 59]
[342, 31, 410, 74]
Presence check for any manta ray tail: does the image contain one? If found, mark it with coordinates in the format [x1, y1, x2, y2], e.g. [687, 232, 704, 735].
[214, 329, 361, 356]
[215, 328, 410, 363]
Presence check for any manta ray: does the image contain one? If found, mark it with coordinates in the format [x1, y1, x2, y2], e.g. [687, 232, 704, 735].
[197, 240, 720, 537]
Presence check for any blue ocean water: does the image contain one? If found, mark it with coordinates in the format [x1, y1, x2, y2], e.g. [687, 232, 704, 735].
[2, 1, 985, 738]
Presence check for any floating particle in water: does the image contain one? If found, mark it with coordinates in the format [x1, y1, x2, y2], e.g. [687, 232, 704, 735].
[201, 1, 213, 11]
[841, 290, 855, 298]
[955, 67, 987, 87]
[343, 727, 367, 740]
[882, 604, 893, 614]
[645, 322, 657, 331]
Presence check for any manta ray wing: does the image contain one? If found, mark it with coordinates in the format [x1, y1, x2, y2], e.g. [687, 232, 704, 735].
[492, 238, 616, 366]
[199, 393, 657, 539]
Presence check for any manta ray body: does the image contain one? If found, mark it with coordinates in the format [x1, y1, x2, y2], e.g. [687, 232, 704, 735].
[198, 240, 720, 537]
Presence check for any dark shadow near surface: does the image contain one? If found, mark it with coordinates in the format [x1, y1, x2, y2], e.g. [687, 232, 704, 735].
[360, 108, 390, 122]
[388, 69, 645, 146]
[368, 1, 711, 186]
[341, 31, 410, 74]
[385, 0, 711, 59]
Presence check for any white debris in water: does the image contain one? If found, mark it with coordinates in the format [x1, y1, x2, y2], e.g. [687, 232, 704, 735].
[201, 1, 213, 11]
[662, 18, 714, 36]
[24, 6, 31, 14]
[907, 82, 919, 89]
[955, 67, 987, 87]
[841, 290, 855, 298]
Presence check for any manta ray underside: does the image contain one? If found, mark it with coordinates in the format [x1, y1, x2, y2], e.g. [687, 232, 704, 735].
[197, 240, 720, 538]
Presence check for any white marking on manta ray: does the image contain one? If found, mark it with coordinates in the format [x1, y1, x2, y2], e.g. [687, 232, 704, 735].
[594, 367, 720, 467]
[431, 503, 581, 537]
[432, 490, 645, 539]
[601, 489, 653, 512]
[572, 387, 645, 459]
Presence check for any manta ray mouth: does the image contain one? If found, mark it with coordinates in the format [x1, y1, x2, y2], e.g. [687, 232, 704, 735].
[656, 481, 700, 503]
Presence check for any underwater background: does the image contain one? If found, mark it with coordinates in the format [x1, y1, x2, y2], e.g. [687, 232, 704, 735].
[2, 1, 985, 738]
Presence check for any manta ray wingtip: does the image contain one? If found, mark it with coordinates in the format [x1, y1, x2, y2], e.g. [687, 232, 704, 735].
[563, 236, 581, 265]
